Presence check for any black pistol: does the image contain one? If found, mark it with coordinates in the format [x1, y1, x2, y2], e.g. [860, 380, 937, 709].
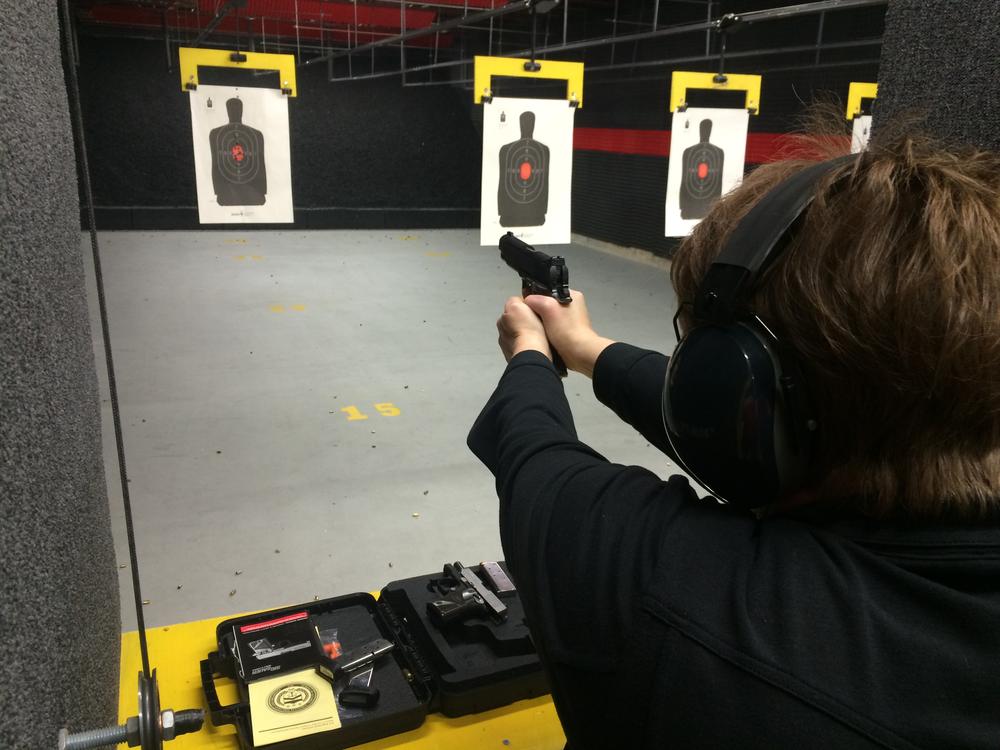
[427, 562, 509, 626]
[499, 232, 572, 376]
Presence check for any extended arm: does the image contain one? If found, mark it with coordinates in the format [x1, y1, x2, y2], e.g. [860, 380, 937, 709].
[592, 342, 677, 459]
[522, 291, 677, 459]
[468, 351, 697, 667]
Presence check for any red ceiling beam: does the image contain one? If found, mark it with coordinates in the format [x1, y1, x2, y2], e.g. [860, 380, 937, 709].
[82, 5, 456, 47]
[387, 0, 500, 6]
[192, 0, 437, 29]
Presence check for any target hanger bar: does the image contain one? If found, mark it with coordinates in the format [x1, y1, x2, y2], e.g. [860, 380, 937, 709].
[278, 0, 883, 85]
[179, 47, 298, 96]
[403, 51, 881, 89]
[584, 37, 880, 75]
[740, 0, 883, 21]
[670, 71, 763, 114]
[374, 0, 882, 86]
[481, 0, 885, 60]
[474, 55, 585, 106]
[300, 0, 533, 67]
[330, 33, 878, 85]
[846, 81, 877, 119]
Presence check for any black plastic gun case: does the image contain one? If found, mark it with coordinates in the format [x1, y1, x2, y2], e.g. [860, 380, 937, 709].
[200, 563, 550, 749]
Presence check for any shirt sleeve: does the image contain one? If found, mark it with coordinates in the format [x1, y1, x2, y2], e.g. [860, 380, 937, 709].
[592, 341, 678, 460]
[468, 350, 700, 671]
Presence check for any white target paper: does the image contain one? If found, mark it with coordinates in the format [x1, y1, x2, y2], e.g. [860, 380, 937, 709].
[664, 107, 749, 237]
[189, 85, 293, 224]
[480, 97, 576, 246]
[851, 115, 872, 153]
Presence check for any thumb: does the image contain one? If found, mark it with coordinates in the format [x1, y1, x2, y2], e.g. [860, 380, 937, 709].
[523, 294, 560, 320]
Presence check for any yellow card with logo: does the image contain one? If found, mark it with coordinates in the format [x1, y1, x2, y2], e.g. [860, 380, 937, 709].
[249, 667, 341, 746]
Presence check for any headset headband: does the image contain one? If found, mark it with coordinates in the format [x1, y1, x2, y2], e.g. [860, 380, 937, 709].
[694, 154, 857, 323]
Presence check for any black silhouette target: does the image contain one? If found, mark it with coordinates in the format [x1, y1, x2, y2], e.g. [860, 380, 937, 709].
[678, 118, 726, 221]
[497, 110, 551, 228]
[208, 97, 268, 207]
[216, 126, 262, 185]
[502, 142, 548, 205]
[681, 143, 723, 201]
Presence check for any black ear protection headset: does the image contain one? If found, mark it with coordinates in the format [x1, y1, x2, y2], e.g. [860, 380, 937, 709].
[662, 154, 857, 509]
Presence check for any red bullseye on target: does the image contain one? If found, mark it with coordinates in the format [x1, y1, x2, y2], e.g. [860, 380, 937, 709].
[520, 162, 532, 180]
[697, 162, 708, 179]
[231, 144, 245, 163]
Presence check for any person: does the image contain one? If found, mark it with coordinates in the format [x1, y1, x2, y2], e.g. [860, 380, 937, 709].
[467, 130, 1000, 749]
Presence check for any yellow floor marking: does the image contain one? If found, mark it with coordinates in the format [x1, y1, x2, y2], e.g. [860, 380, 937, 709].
[290, 304, 306, 312]
[250, 255, 264, 261]
[341, 406, 369, 420]
[224, 238, 248, 244]
[119, 609, 564, 749]
[425, 251, 451, 258]
[233, 255, 246, 261]
[269, 304, 285, 313]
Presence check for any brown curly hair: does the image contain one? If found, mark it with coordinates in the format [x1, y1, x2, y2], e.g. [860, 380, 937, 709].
[670, 131, 1000, 520]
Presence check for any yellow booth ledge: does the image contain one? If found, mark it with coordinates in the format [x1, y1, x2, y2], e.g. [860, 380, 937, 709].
[119, 613, 565, 750]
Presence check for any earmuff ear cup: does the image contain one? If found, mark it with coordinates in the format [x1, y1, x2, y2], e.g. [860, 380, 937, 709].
[663, 322, 810, 508]
[664, 158, 851, 507]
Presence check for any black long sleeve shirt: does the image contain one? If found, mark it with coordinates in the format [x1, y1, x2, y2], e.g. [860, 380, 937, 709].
[468, 343, 1000, 749]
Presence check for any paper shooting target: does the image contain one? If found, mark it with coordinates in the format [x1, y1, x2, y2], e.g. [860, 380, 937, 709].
[480, 97, 574, 245]
[190, 85, 292, 223]
[665, 108, 747, 236]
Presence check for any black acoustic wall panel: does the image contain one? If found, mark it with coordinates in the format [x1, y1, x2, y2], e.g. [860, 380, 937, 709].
[76, 37, 483, 229]
[573, 151, 681, 257]
[0, 1, 121, 748]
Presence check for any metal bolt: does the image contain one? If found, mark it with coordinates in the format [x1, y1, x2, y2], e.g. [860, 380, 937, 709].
[59, 670, 203, 749]
[59, 724, 129, 750]
[59, 710, 203, 749]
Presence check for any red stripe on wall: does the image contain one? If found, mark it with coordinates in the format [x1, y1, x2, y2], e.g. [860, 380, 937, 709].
[574, 128, 849, 164]
[746, 133, 787, 164]
[573, 128, 670, 157]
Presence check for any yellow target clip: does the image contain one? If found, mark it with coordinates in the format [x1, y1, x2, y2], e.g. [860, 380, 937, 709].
[669, 71, 762, 115]
[846, 82, 878, 119]
[179, 47, 298, 97]
[474, 55, 585, 108]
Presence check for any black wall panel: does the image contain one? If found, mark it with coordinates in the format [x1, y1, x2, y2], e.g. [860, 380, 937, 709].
[77, 37, 482, 229]
[573, 151, 681, 258]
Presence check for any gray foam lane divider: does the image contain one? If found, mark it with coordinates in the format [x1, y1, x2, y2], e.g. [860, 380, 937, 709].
[0, 1, 121, 747]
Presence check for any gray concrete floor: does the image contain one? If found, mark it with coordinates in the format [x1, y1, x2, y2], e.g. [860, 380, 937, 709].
[83, 229, 688, 630]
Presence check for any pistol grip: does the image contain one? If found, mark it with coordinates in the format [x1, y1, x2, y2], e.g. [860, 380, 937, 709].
[520, 286, 569, 378]
[428, 592, 484, 624]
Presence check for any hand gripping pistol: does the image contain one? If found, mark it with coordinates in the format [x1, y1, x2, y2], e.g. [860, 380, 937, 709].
[499, 232, 572, 376]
